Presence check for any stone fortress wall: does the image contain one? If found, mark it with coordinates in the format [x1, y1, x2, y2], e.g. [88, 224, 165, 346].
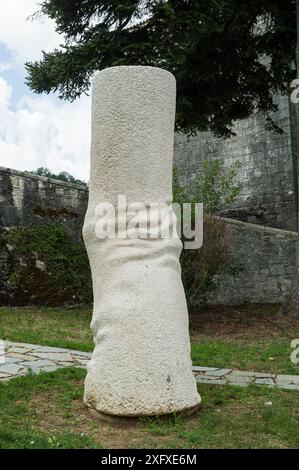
[174, 95, 296, 231]
[210, 218, 298, 305]
[0, 166, 88, 241]
[173, 94, 298, 304]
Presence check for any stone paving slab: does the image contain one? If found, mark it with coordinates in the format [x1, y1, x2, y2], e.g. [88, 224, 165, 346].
[0, 340, 299, 391]
[0, 341, 92, 382]
[194, 369, 299, 389]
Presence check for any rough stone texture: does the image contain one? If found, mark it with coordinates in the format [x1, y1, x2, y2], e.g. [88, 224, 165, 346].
[174, 95, 296, 232]
[0, 166, 88, 241]
[209, 218, 298, 305]
[83, 66, 201, 417]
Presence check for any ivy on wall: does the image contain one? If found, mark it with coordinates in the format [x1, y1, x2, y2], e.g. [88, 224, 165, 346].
[0, 223, 92, 306]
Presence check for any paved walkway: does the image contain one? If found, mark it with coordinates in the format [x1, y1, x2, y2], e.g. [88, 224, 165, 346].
[1, 340, 299, 391]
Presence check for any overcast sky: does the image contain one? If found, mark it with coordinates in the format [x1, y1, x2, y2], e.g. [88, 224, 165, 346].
[0, 0, 91, 181]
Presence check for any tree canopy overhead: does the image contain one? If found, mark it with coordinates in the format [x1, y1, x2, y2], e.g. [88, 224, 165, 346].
[26, 0, 296, 136]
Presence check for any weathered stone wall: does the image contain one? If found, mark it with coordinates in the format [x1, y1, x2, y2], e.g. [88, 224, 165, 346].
[210, 218, 298, 305]
[0, 166, 88, 240]
[174, 95, 296, 231]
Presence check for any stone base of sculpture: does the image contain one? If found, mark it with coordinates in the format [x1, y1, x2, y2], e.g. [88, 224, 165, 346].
[88, 404, 201, 425]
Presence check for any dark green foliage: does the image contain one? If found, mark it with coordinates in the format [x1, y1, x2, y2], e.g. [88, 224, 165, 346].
[26, 0, 296, 136]
[173, 159, 241, 214]
[31, 167, 87, 186]
[193, 160, 241, 214]
[2, 224, 92, 306]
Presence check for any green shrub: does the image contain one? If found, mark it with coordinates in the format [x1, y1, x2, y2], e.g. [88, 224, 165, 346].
[173, 160, 241, 214]
[3, 224, 92, 306]
[173, 160, 241, 310]
[193, 159, 241, 214]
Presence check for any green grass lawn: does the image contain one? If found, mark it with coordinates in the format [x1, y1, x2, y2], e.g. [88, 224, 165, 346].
[0, 307, 93, 351]
[191, 339, 299, 375]
[0, 367, 298, 449]
[0, 306, 298, 449]
[1, 306, 298, 374]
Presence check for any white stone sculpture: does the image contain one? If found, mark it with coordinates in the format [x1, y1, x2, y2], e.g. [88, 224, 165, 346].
[83, 66, 201, 418]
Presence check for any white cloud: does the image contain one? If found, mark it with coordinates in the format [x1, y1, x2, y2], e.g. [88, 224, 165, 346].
[0, 0, 61, 66]
[0, 62, 13, 73]
[0, 1, 91, 180]
[0, 76, 12, 107]
[0, 76, 91, 181]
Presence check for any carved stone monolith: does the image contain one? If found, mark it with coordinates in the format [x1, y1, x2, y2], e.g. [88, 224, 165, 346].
[83, 66, 201, 418]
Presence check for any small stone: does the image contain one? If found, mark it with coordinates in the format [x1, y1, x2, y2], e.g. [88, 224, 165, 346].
[206, 368, 232, 377]
[6, 352, 37, 361]
[254, 372, 276, 378]
[0, 356, 26, 364]
[227, 373, 254, 385]
[276, 374, 299, 386]
[7, 347, 31, 354]
[21, 360, 55, 369]
[35, 259, 46, 271]
[72, 358, 90, 366]
[31, 352, 74, 362]
[256, 378, 275, 386]
[264, 401, 273, 406]
[34, 346, 70, 353]
[0, 363, 26, 375]
[230, 370, 257, 377]
[196, 376, 227, 385]
[192, 366, 218, 372]
[68, 350, 92, 358]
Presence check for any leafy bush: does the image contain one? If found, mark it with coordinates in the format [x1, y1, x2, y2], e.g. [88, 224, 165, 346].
[193, 159, 241, 214]
[173, 160, 240, 213]
[173, 160, 241, 310]
[2, 223, 92, 306]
